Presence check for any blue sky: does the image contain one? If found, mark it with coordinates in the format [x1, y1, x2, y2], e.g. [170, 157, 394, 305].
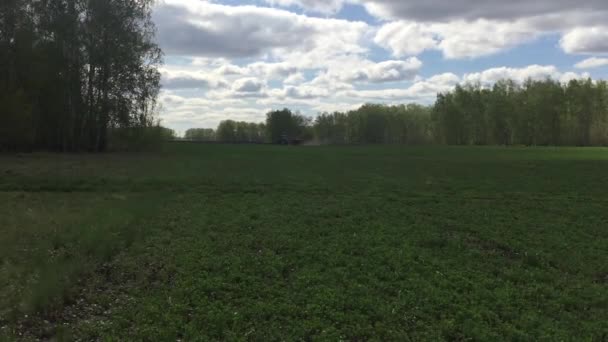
[153, 0, 608, 133]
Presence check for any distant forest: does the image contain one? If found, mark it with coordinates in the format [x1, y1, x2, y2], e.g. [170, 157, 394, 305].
[186, 78, 608, 146]
[1, 0, 163, 152]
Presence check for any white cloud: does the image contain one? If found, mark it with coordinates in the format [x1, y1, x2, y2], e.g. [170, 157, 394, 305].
[284, 72, 307, 84]
[434, 20, 538, 59]
[559, 71, 591, 83]
[158, 91, 268, 131]
[462, 65, 590, 85]
[162, 75, 210, 89]
[340, 58, 422, 83]
[273, 85, 331, 99]
[217, 64, 246, 76]
[232, 78, 266, 92]
[575, 57, 608, 69]
[211, 62, 302, 82]
[263, 0, 345, 14]
[374, 22, 438, 56]
[374, 19, 538, 59]
[181, 0, 608, 60]
[204, 77, 270, 99]
[257, 0, 608, 22]
[160, 67, 228, 90]
[343, 72, 460, 101]
[463, 65, 557, 84]
[154, 0, 369, 59]
[246, 62, 297, 78]
[303, 56, 422, 88]
[361, 0, 608, 22]
[368, 2, 608, 58]
[560, 27, 608, 54]
[308, 72, 354, 92]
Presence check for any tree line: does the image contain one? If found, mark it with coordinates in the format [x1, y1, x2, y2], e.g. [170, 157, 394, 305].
[184, 78, 608, 146]
[216, 120, 266, 143]
[314, 104, 432, 145]
[184, 128, 216, 141]
[1, 0, 162, 152]
[185, 105, 433, 145]
[434, 79, 608, 146]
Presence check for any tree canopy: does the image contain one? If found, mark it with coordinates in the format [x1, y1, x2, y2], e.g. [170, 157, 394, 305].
[433, 79, 608, 146]
[0, 0, 162, 152]
[185, 128, 216, 141]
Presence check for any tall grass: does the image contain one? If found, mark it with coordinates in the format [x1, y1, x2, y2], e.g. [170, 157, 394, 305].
[0, 192, 163, 322]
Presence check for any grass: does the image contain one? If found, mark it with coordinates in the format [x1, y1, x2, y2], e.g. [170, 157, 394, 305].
[0, 144, 607, 340]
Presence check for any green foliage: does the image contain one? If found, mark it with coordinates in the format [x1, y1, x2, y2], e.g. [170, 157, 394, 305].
[107, 125, 175, 151]
[0, 88, 34, 151]
[0, 0, 162, 152]
[216, 120, 266, 143]
[0, 144, 606, 340]
[159, 127, 176, 141]
[266, 108, 312, 143]
[0, 191, 163, 325]
[184, 128, 216, 141]
[315, 104, 433, 144]
[433, 78, 608, 146]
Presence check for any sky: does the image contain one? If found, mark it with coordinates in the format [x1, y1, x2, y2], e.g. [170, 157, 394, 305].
[152, 0, 608, 133]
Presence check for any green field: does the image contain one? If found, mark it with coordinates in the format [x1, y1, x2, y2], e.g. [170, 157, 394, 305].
[1, 144, 607, 340]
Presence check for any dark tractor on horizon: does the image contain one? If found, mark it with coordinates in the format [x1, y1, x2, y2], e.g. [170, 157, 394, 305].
[277, 133, 303, 145]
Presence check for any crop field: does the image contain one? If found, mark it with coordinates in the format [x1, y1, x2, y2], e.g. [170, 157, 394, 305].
[0, 144, 607, 340]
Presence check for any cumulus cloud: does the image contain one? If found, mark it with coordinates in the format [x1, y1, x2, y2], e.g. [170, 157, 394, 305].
[160, 68, 228, 90]
[154, 0, 369, 58]
[462, 65, 557, 84]
[158, 91, 268, 130]
[303, 56, 422, 88]
[280, 85, 331, 99]
[284, 72, 307, 84]
[374, 22, 438, 56]
[162, 75, 210, 89]
[244, 62, 299, 79]
[370, 11, 608, 61]
[154, 3, 303, 57]
[361, 0, 608, 22]
[369, 2, 608, 58]
[559, 72, 591, 83]
[340, 58, 422, 83]
[343, 72, 460, 101]
[263, 0, 345, 14]
[253, 0, 608, 23]
[435, 20, 539, 59]
[560, 27, 608, 54]
[232, 0, 608, 59]
[203, 77, 270, 100]
[214, 62, 300, 80]
[375, 19, 539, 59]
[462, 65, 590, 85]
[575, 57, 608, 69]
[217, 64, 245, 76]
[232, 78, 266, 93]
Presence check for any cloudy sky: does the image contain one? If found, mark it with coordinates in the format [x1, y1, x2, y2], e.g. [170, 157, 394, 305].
[153, 0, 608, 133]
